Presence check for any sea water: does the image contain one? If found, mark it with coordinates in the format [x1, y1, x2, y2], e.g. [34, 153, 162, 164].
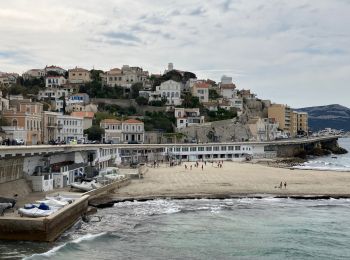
[2, 198, 350, 259]
[294, 137, 350, 171]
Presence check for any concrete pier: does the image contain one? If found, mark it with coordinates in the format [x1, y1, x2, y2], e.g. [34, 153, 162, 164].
[0, 178, 130, 242]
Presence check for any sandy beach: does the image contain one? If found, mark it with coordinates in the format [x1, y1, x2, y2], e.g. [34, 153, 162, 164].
[113, 162, 350, 198]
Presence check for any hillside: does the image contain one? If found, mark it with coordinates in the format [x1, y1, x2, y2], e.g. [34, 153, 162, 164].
[295, 104, 350, 131]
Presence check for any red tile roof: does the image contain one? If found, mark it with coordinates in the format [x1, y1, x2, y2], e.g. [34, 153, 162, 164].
[124, 119, 143, 124]
[71, 111, 94, 118]
[194, 82, 210, 88]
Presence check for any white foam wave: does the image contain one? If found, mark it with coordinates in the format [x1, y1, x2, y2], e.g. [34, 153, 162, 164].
[24, 232, 107, 259]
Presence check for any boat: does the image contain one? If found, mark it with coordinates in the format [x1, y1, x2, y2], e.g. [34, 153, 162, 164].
[97, 167, 125, 182]
[18, 207, 58, 218]
[0, 197, 16, 215]
[71, 180, 100, 192]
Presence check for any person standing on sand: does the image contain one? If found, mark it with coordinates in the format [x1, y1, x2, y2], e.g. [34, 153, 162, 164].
[284, 182, 287, 189]
[279, 182, 283, 189]
[190, 165, 192, 170]
[201, 165, 204, 171]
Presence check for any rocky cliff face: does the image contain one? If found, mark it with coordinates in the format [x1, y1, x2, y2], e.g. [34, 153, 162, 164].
[295, 104, 350, 131]
[177, 119, 251, 143]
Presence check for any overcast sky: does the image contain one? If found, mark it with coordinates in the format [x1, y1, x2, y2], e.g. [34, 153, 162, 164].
[0, 0, 349, 108]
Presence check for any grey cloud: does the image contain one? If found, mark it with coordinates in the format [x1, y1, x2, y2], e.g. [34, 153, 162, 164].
[102, 31, 141, 43]
[189, 7, 206, 16]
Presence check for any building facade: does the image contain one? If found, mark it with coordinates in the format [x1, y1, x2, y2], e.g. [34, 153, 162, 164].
[45, 76, 67, 88]
[68, 67, 91, 84]
[191, 82, 209, 103]
[2, 100, 43, 144]
[174, 108, 205, 129]
[156, 80, 182, 106]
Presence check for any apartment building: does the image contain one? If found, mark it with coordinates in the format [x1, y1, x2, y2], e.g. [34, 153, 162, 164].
[45, 76, 67, 88]
[68, 67, 91, 84]
[100, 119, 145, 143]
[174, 108, 205, 129]
[268, 104, 308, 137]
[191, 82, 209, 103]
[2, 100, 43, 144]
[103, 65, 148, 88]
[268, 104, 292, 135]
[56, 114, 84, 142]
[22, 69, 45, 80]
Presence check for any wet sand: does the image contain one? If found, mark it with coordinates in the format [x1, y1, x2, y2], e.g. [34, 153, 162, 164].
[113, 162, 350, 198]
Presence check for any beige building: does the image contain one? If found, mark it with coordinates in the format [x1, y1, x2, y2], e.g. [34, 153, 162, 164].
[71, 111, 94, 130]
[268, 104, 292, 134]
[22, 69, 45, 80]
[297, 112, 308, 135]
[100, 119, 123, 143]
[2, 100, 43, 144]
[191, 82, 209, 103]
[100, 118, 145, 143]
[102, 65, 148, 89]
[268, 104, 308, 137]
[68, 67, 91, 84]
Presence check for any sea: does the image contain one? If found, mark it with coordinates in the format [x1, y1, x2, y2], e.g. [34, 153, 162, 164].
[0, 138, 350, 260]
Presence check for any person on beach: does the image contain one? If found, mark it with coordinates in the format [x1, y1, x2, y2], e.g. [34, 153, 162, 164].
[279, 182, 283, 189]
[284, 182, 287, 189]
[185, 165, 187, 170]
[190, 165, 192, 170]
[201, 165, 204, 171]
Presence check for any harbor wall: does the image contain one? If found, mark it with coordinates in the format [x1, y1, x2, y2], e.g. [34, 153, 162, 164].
[0, 195, 89, 242]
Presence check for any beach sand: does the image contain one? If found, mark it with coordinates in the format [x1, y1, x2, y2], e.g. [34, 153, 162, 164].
[113, 162, 350, 198]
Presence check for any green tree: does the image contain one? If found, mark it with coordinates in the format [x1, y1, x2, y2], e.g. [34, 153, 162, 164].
[182, 93, 200, 108]
[135, 96, 148, 106]
[209, 89, 220, 100]
[84, 125, 105, 141]
[131, 82, 143, 98]
[93, 112, 117, 125]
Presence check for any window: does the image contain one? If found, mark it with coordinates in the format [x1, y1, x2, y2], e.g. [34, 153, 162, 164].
[198, 147, 204, 151]
[221, 146, 227, 151]
[235, 146, 241, 151]
[176, 147, 181, 152]
[182, 147, 189, 152]
[190, 147, 197, 152]
[213, 146, 219, 151]
[206, 146, 212, 151]
[228, 146, 234, 151]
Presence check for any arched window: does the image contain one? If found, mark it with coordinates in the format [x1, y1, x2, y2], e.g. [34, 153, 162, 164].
[12, 119, 18, 127]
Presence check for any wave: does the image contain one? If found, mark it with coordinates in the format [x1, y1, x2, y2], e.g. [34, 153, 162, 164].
[24, 232, 108, 259]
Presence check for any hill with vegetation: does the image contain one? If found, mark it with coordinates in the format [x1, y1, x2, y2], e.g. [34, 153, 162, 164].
[295, 104, 350, 131]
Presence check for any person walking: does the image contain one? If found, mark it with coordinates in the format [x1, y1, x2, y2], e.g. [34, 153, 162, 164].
[284, 182, 287, 189]
[201, 165, 204, 171]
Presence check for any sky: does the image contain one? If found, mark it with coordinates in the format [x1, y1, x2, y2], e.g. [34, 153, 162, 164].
[0, 0, 349, 108]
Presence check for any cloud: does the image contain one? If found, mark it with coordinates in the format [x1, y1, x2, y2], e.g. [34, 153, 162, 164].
[0, 0, 350, 107]
[102, 31, 141, 43]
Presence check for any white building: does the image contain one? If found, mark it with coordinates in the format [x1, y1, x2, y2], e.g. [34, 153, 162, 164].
[100, 119, 123, 143]
[156, 80, 182, 106]
[57, 115, 84, 143]
[38, 88, 69, 100]
[45, 65, 66, 76]
[45, 76, 67, 88]
[174, 108, 205, 129]
[247, 117, 279, 141]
